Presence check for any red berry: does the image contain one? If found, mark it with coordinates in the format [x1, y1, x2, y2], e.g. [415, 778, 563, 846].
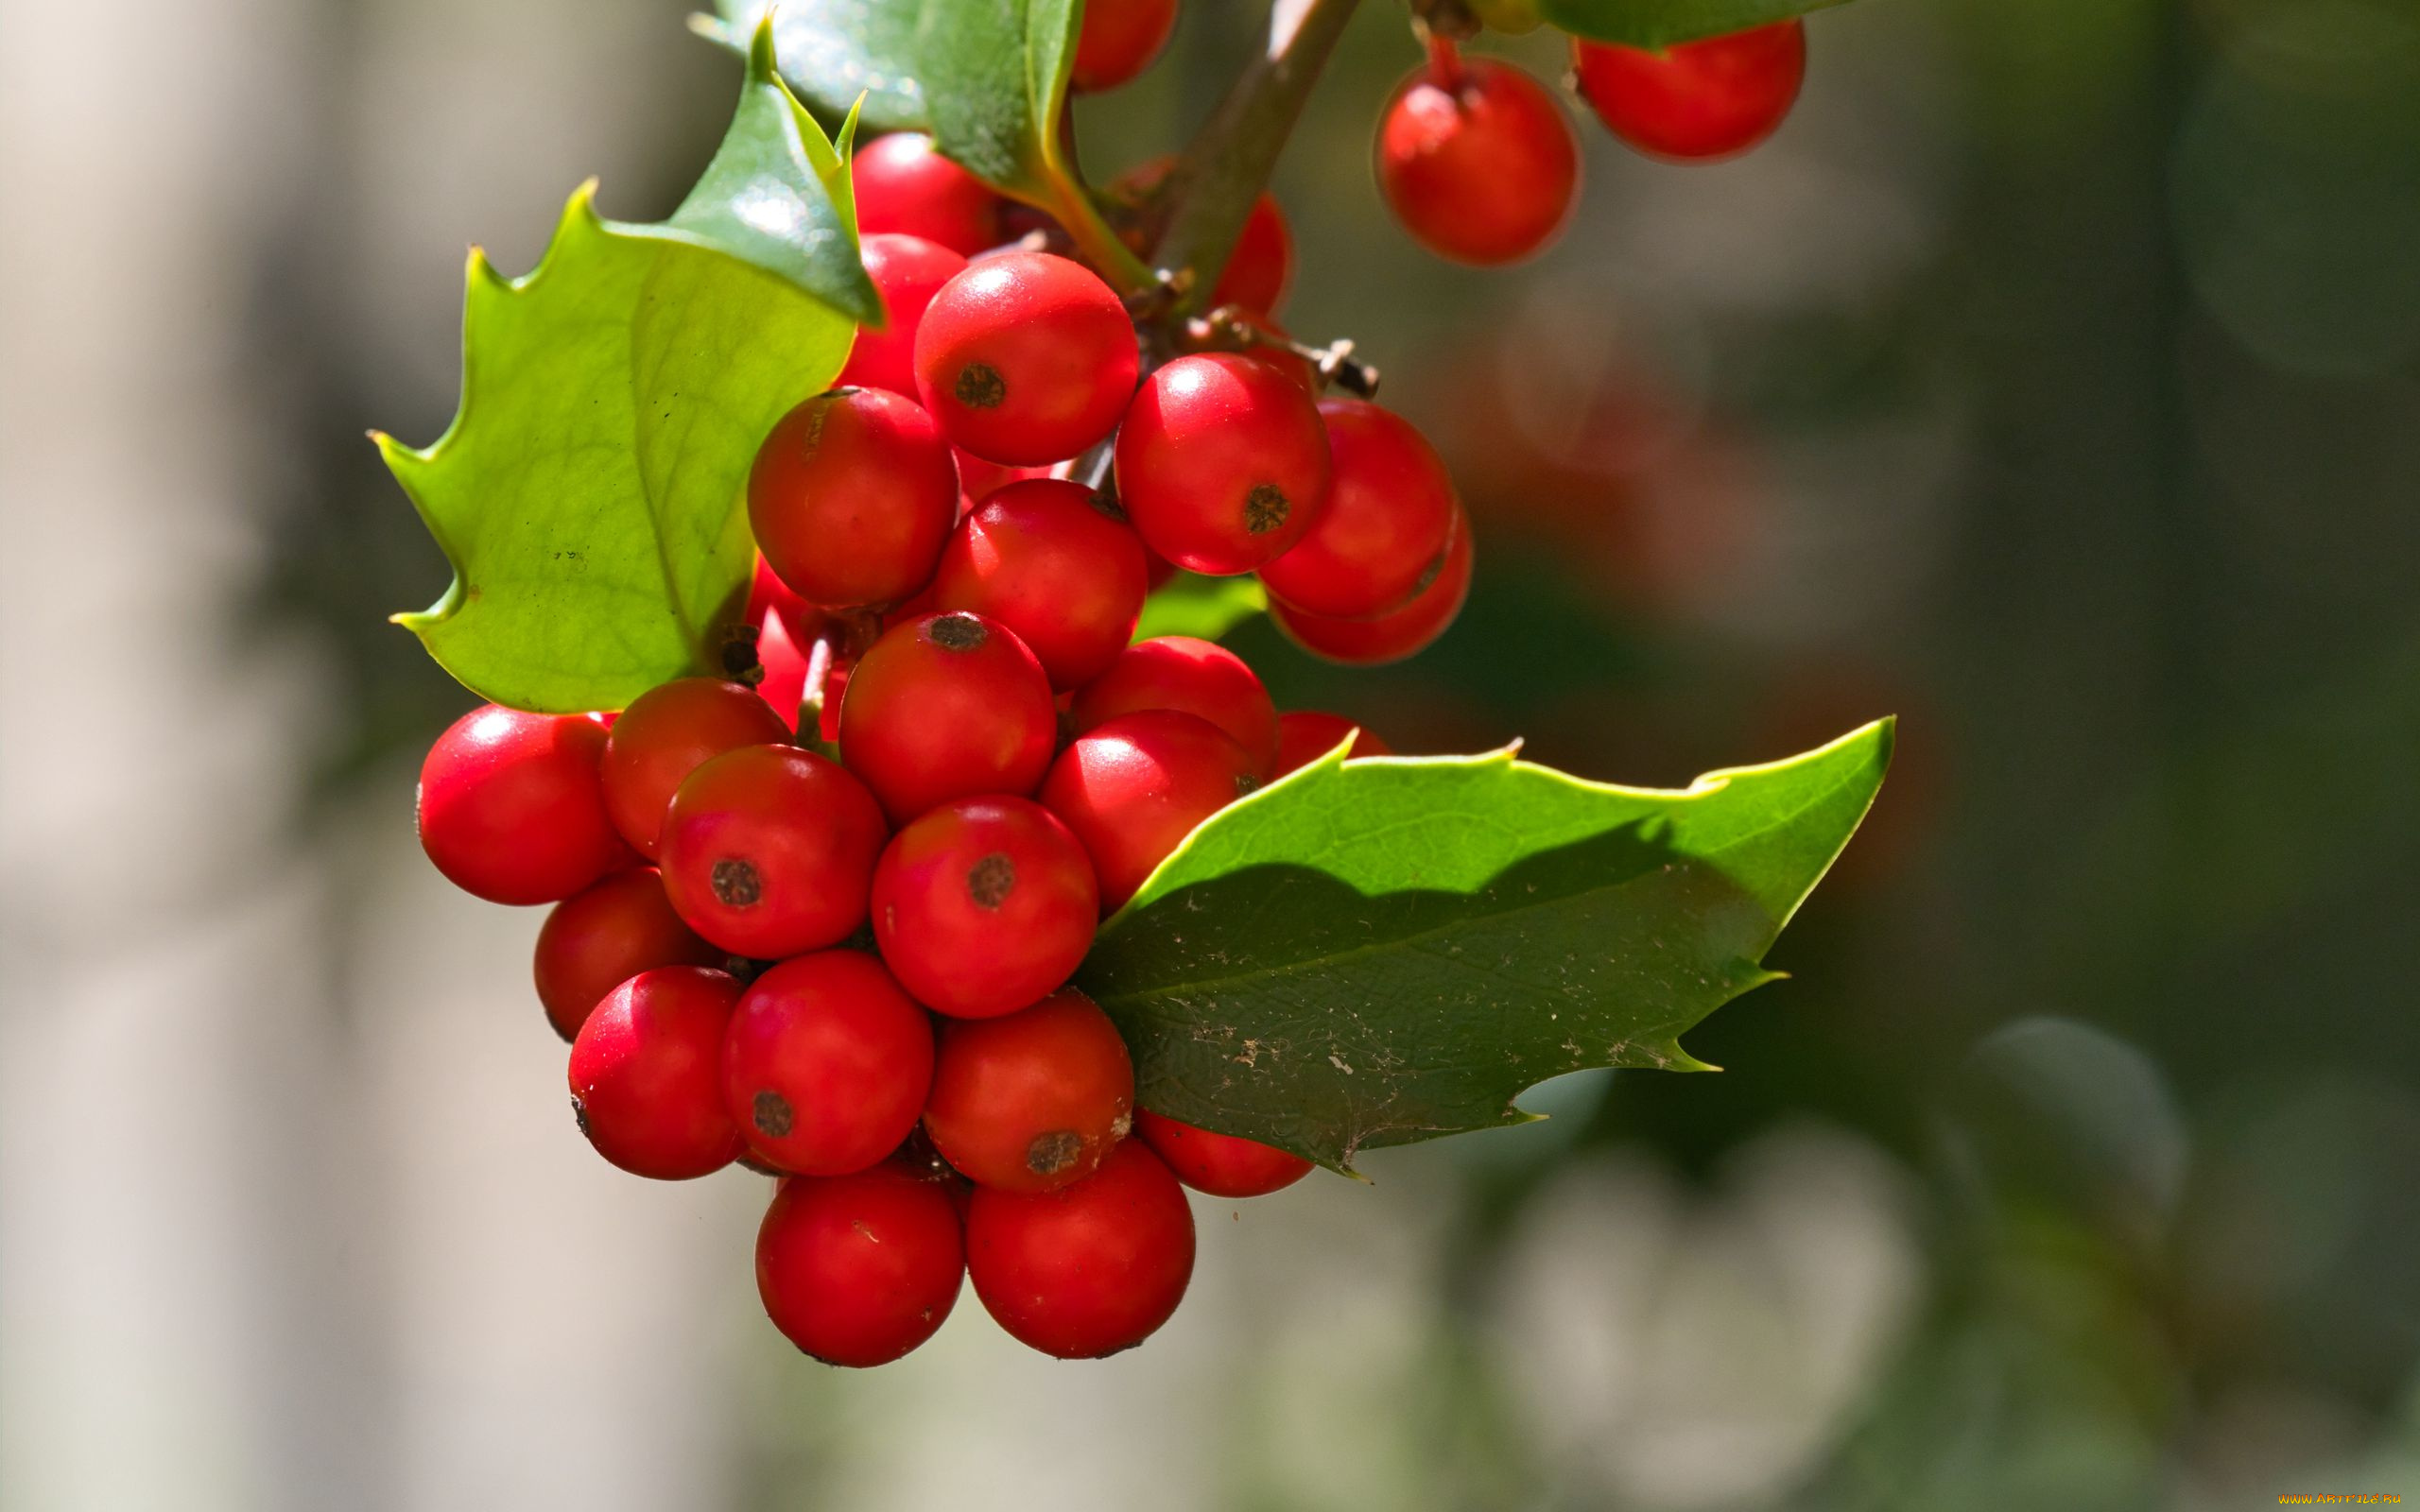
[1273, 711, 1393, 776]
[913, 251, 1139, 466]
[922, 989, 1134, 1194]
[533, 868, 721, 1042]
[599, 679, 791, 858]
[1133, 1108, 1313, 1197]
[851, 132, 1002, 257]
[953, 448, 1051, 508]
[929, 478, 1149, 690]
[756, 1161, 965, 1366]
[1376, 55, 1579, 266]
[966, 1138, 1195, 1358]
[1039, 710, 1260, 911]
[838, 611, 1057, 824]
[567, 967, 745, 1179]
[1572, 20, 1806, 163]
[418, 704, 627, 905]
[1115, 353, 1331, 576]
[747, 553, 818, 634]
[722, 952, 935, 1177]
[747, 387, 959, 610]
[1258, 400, 1460, 620]
[872, 796, 1098, 1020]
[1070, 636, 1279, 780]
[1070, 0, 1179, 93]
[658, 744, 888, 957]
[1270, 507, 1474, 665]
[1218, 193, 1295, 317]
[753, 601, 813, 730]
[838, 233, 970, 397]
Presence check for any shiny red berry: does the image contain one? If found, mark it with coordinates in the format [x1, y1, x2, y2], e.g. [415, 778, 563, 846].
[1070, 0, 1179, 93]
[533, 868, 721, 1042]
[1040, 710, 1260, 911]
[567, 966, 745, 1179]
[599, 678, 791, 858]
[1070, 636, 1279, 780]
[1133, 1108, 1313, 1197]
[658, 744, 888, 957]
[747, 387, 958, 610]
[1218, 193, 1295, 317]
[838, 233, 971, 397]
[929, 478, 1149, 690]
[966, 1138, 1195, 1359]
[1114, 353, 1331, 576]
[922, 989, 1134, 1194]
[1273, 711, 1393, 776]
[1271, 507, 1474, 665]
[722, 952, 935, 1177]
[851, 132, 1002, 256]
[838, 611, 1057, 823]
[1572, 20, 1806, 163]
[914, 252, 1139, 466]
[1376, 55, 1578, 266]
[1258, 400, 1460, 620]
[418, 704, 627, 905]
[872, 796, 1098, 1020]
[756, 1161, 965, 1366]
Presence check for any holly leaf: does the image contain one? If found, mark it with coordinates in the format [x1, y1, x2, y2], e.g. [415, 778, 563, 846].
[695, 1, 931, 136]
[1132, 573, 1268, 644]
[1077, 719, 1893, 1173]
[379, 22, 877, 713]
[1540, 0, 1848, 48]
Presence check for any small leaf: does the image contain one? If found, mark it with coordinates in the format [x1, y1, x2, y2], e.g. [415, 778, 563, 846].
[1077, 719, 1893, 1172]
[1132, 573, 1268, 644]
[1541, 0, 1848, 48]
[382, 25, 871, 713]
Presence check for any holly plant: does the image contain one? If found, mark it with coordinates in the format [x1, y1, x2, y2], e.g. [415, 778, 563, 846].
[386, 0, 1880, 1366]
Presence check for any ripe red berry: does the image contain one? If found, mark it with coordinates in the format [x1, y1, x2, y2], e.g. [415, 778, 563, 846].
[533, 868, 722, 1042]
[1040, 710, 1261, 911]
[756, 1161, 965, 1366]
[658, 744, 888, 957]
[838, 233, 971, 397]
[1258, 399, 1460, 620]
[747, 553, 818, 635]
[1070, 636, 1280, 779]
[1070, 0, 1179, 93]
[1375, 55, 1579, 266]
[913, 251, 1139, 466]
[966, 1138, 1195, 1359]
[722, 952, 935, 1177]
[1115, 353, 1331, 576]
[747, 387, 959, 610]
[929, 478, 1149, 690]
[1572, 20, 1806, 163]
[600, 679, 791, 858]
[1270, 507, 1474, 665]
[922, 989, 1134, 1194]
[851, 132, 1002, 257]
[1133, 1108, 1313, 1197]
[1218, 193, 1295, 317]
[1273, 711, 1394, 776]
[568, 966, 745, 1179]
[872, 796, 1098, 1020]
[838, 611, 1057, 824]
[418, 704, 627, 905]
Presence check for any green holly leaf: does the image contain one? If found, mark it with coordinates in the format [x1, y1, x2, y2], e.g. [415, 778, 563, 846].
[1132, 573, 1268, 644]
[695, 1, 931, 136]
[1541, 0, 1847, 48]
[379, 22, 876, 713]
[1077, 719, 1893, 1173]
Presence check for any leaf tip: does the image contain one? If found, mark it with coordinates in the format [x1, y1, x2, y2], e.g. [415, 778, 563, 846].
[745, 9, 780, 80]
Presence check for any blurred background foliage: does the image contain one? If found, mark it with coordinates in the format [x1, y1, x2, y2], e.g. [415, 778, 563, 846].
[7, 0, 2416, 1507]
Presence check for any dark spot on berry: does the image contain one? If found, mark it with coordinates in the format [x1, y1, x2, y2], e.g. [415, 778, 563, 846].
[753, 1090, 793, 1138]
[1243, 484, 1289, 536]
[929, 612, 988, 652]
[954, 362, 1007, 409]
[1026, 1129, 1083, 1176]
[711, 858, 762, 907]
[967, 852, 1016, 909]
[1235, 772, 1261, 798]
[569, 1091, 592, 1141]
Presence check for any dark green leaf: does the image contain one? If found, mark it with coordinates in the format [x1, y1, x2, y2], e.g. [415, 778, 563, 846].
[1078, 719, 1893, 1172]
[1132, 573, 1268, 644]
[1541, 0, 1847, 49]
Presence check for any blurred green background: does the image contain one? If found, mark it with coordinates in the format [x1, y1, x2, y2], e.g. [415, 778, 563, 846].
[4, 0, 2416, 1507]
